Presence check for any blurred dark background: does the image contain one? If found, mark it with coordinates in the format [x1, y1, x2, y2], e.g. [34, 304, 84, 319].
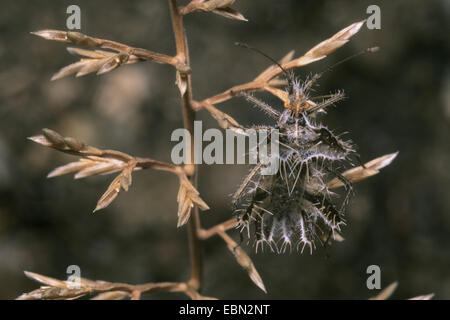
[0, 0, 448, 299]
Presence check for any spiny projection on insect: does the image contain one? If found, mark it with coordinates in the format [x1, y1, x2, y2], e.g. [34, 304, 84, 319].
[232, 45, 362, 254]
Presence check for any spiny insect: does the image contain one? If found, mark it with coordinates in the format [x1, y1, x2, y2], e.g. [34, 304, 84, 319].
[232, 44, 365, 254]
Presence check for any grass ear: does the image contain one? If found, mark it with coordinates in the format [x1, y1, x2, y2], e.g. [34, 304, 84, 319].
[19, 2, 422, 301]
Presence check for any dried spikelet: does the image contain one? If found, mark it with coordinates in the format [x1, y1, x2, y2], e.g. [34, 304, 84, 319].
[202, 0, 236, 9]
[67, 47, 115, 59]
[199, 21, 366, 110]
[19, 271, 108, 299]
[369, 282, 398, 300]
[51, 50, 130, 80]
[29, 129, 195, 215]
[74, 161, 119, 179]
[210, 6, 247, 21]
[327, 152, 399, 189]
[409, 294, 435, 300]
[229, 245, 266, 293]
[63, 136, 85, 151]
[18, 270, 216, 300]
[177, 174, 209, 227]
[17, 287, 88, 300]
[94, 162, 136, 212]
[32, 28, 189, 73]
[180, 0, 247, 21]
[18, 271, 112, 300]
[254, 21, 365, 103]
[42, 128, 65, 147]
[47, 160, 92, 178]
[47, 158, 123, 179]
[31, 29, 190, 76]
[30, 129, 129, 182]
[369, 282, 434, 300]
[175, 70, 188, 96]
[30, 30, 70, 43]
[219, 231, 266, 293]
[256, 21, 365, 85]
[28, 128, 104, 156]
[17, 271, 90, 300]
[285, 20, 365, 70]
[32, 30, 99, 47]
[29, 128, 209, 222]
[23, 271, 68, 288]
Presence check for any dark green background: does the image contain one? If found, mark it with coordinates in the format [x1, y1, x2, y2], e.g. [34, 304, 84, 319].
[0, 0, 448, 299]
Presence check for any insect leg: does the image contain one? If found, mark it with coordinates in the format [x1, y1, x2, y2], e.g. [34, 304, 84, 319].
[237, 91, 281, 119]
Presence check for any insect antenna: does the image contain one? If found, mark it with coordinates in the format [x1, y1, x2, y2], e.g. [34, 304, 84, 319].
[318, 46, 379, 76]
[305, 47, 379, 115]
[235, 42, 295, 92]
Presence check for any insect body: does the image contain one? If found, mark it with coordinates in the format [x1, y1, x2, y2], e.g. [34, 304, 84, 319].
[233, 72, 357, 254]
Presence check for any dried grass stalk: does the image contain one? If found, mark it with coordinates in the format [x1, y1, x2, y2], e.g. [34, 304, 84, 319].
[24, 1, 418, 300]
[29, 128, 208, 220]
[198, 20, 365, 111]
[31, 30, 190, 74]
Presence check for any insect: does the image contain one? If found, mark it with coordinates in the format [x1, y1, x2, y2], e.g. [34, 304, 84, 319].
[232, 44, 361, 254]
